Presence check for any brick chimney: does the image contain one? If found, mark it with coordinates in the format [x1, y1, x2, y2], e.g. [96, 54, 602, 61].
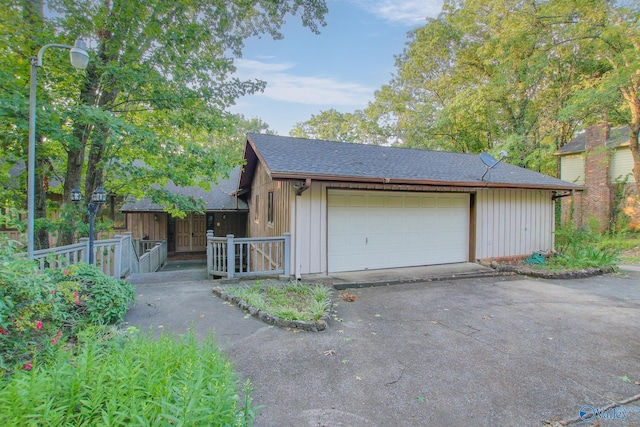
[583, 124, 612, 231]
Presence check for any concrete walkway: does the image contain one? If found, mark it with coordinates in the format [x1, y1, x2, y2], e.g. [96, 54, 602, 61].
[123, 263, 640, 427]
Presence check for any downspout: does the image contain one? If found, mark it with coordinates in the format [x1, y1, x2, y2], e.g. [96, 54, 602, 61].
[294, 179, 311, 280]
[296, 178, 311, 196]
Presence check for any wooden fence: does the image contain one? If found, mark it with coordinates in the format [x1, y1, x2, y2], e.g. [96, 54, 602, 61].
[31, 233, 167, 278]
[207, 231, 290, 279]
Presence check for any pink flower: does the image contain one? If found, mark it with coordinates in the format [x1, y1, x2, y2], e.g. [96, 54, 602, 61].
[23, 361, 33, 371]
[0, 328, 7, 335]
[73, 291, 78, 298]
[74, 299, 81, 304]
[50, 290, 56, 295]
[35, 321, 43, 330]
[51, 331, 62, 344]
[63, 269, 70, 275]
[36, 270, 40, 275]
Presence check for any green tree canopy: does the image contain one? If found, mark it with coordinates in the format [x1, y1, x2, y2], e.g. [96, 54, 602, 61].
[0, 0, 327, 246]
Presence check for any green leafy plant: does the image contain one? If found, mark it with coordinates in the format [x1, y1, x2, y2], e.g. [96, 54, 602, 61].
[52, 263, 136, 325]
[0, 330, 257, 426]
[550, 224, 620, 270]
[226, 281, 331, 321]
[0, 241, 135, 373]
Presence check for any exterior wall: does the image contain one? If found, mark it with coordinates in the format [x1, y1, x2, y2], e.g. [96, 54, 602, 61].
[248, 161, 292, 238]
[560, 125, 637, 231]
[559, 155, 585, 185]
[582, 124, 612, 231]
[126, 212, 168, 240]
[288, 181, 555, 275]
[475, 189, 555, 261]
[610, 147, 634, 184]
[291, 181, 327, 276]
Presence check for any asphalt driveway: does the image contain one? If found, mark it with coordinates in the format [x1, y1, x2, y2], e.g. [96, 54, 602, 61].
[124, 270, 640, 427]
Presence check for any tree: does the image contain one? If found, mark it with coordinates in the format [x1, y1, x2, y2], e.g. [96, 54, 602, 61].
[552, 0, 640, 193]
[289, 108, 389, 145]
[362, 0, 589, 174]
[1, 0, 327, 245]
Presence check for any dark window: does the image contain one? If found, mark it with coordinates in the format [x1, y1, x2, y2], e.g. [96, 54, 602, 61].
[267, 191, 274, 224]
[254, 195, 259, 222]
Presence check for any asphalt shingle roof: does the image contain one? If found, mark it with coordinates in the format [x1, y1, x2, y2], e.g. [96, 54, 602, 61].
[245, 133, 578, 190]
[556, 125, 630, 155]
[121, 166, 248, 212]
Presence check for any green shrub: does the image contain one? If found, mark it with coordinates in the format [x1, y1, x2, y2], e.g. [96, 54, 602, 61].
[0, 329, 257, 426]
[552, 224, 620, 270]
[51, 263, 136, 326]
[0, 246, 66, 371]
[0, 242, 135, 372]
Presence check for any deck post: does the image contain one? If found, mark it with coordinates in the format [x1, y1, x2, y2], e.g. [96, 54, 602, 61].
[113, 234, 123, 278]
[283, 232, 291, 277]
[226, 234, 235, 279]
[79, 237, 89, 263]
[206, 230, 214, 278]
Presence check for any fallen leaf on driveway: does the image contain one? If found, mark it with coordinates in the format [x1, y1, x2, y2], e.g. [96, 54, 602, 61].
[431, 320, 439, 324]
[341, 291, 358, 302]
[482, 315, 490, 320]
[323, 349, 336, 356]
[199, 314, 205, 318]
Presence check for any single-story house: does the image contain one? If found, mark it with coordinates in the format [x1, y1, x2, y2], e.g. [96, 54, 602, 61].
[121, 166, 248, 253]
[238, 133, 580, 277]
[555, 124, 636, 230]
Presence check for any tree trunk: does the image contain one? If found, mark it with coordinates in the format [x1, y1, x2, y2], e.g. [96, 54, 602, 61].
[34, 157, 49, 250]
[629, 124, 640, 196]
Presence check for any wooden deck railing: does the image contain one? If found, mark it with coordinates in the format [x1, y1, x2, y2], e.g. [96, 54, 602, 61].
[30, 233, 167, 278]
[207, 231, 291, 279]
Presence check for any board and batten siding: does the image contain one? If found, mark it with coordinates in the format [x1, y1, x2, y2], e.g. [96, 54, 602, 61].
[290, 180, 327, 276]
[559, 154, 585, 185]
[610, 147, 634, 184]
[475, 189, 554, 260]
[248, 161, 292, 238]
[126, 213, 167, 240]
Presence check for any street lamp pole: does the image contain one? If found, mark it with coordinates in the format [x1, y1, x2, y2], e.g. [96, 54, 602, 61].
[71, 186, 106, 265]
[27, 37, 89, 258]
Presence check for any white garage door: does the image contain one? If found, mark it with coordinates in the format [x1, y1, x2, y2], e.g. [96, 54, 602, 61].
[328, 190, 470, 273]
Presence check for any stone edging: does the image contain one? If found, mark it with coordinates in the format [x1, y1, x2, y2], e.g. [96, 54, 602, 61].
[495, 265, 615, 279]
[212, 286, 330, 332]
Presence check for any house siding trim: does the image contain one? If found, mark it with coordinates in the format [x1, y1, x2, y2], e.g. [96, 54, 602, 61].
[475, 188, 555, 260]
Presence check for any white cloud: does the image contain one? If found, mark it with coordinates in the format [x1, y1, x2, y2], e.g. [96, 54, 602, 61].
[235, 59, 295, 73]
[235, 59, 374, 106]
[348, 0, 442, 25]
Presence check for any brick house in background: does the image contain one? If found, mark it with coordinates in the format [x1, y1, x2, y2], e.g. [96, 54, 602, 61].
[556, 124, 636, 231]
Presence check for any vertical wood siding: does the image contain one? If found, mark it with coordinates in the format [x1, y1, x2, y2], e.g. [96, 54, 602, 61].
[560, 155, 585, 185]
[248, 162, 291, 238]
[475, 189, 554, 260]
[126, 213, 167, 240]
[291, 181, 327, 275]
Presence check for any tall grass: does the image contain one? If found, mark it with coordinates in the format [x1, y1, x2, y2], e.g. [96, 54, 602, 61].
[227, 281, 331, 321]
[0, 329, 256, 426]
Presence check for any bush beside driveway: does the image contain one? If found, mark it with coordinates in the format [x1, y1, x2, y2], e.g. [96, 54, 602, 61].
[223, 273, 640, 427]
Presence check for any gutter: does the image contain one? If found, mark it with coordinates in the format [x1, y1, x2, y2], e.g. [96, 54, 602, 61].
[296, 178, 311, 196]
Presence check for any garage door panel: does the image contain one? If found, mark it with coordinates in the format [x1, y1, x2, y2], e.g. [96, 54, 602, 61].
[328, 191, 469, 272]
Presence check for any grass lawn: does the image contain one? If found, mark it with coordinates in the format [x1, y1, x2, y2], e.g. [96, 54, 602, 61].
[224, 281, 331, 322]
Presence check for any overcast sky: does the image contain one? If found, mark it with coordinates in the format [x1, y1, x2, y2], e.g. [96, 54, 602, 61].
[230, 0, 444, 135]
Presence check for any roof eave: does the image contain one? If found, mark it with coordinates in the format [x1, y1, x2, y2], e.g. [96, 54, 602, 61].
[270, 172, 582, 191]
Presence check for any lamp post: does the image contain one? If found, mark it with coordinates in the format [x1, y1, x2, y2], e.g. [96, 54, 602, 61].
[27, 37, 89, 258]
[71, 186, 106, 265]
